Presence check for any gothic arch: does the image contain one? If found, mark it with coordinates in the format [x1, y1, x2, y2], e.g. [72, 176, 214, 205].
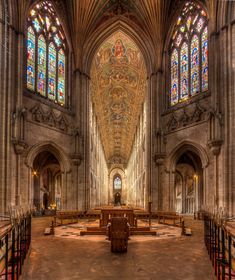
[167, 140, 209, 171]
[164, 0, 209, 52]
[24, 0, 72, 50]
[83, 19, 154, 76]
[25, 141, 71, 173]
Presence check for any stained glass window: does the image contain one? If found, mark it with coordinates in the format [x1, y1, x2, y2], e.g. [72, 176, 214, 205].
[171, 49, 179, 105]
[26, 1, 66, 106]
[114, 176, 122, 190]
[48, 43, 56, 100]
[27, 27, 36, 91]
[180, 42, 189, 100]
[37, 35, 46, 96]
[58, 49, 65, 105]
[201, 27, 208, 91]
[170, 1, 208, 106]
[191, 35, 199, 95]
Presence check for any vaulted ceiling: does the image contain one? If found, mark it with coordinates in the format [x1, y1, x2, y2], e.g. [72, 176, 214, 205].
[65, 0, 173, 70]
[90, 31, 146, 164]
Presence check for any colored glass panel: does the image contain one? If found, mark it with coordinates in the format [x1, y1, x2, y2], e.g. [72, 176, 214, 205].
[114, 177, 122, 190]
[171, 49, 179, 105]
[54, 34, 61, 46]
[180, 42, 189, 99]
[202, 27, 208, 91]
[33, 18, 41, 32]
[57, 49, 65, 105]
[48, 43, 57, 100]
[186, 17, 191, 31]
[191, 35, 199, 95]
[45, 16, 51, 30]
[37, 35, 46, 96]
[196, 17, 204, 32]
[176, 34, 183, 46]
[28, 2, 66, 106]
[27, 27, 35, 91]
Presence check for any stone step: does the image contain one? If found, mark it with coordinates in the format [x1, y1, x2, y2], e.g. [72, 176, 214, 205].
[80, 230, 105, 236]
[130, 227, 151, 231]
[86, 227, 106, 232]
[130, 231, 157, 236]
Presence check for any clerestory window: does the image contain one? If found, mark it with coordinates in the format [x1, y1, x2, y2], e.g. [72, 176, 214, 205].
[26, 1, 66, 106]
[170, 1, 208, 106]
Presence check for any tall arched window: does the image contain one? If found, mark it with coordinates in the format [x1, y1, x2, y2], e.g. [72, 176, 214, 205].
[114, 175, 122, 190]
[170, 2, 208, 106]
[26, 1, 66, 106]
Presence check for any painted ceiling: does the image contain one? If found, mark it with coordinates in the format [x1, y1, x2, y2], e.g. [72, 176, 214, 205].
[91, 31, 147, 164]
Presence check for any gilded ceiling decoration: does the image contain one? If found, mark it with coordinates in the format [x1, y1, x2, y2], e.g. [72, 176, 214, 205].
[91, 31, 147, 164]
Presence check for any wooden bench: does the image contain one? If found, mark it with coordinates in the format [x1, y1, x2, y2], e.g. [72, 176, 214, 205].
[151, 211, 183, 227]
[54, 210, 84, 226]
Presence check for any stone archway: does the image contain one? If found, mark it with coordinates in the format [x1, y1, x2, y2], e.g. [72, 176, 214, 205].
[32, 151, 61, 212]
[175, 151, 203, 214]
[167, 141, 208, 214]
[25, 142, 71, 210]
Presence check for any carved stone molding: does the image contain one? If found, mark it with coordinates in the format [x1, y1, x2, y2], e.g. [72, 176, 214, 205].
[30, 104, 69, 132]
[207, 139, 223, 156]
[70, 154, 83, 166]
[154, 153, 166, 166]
[166, 113, 179, 132]
[12, 139, 28, 155]
[165, 102, 206, 133]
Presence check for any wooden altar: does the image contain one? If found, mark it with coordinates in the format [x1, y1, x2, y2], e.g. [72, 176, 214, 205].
[99, 208, 136, 227]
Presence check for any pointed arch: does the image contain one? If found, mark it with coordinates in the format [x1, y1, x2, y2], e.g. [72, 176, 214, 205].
[25, 141, 71, 173]
[166, 140, 209, 172]
[26, 1, 67, 106]
[169, 1, 209, 107]
[82, 20, 154, 76]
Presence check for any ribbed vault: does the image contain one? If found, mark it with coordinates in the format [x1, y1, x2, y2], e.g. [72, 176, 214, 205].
[90, 31, 147, 164]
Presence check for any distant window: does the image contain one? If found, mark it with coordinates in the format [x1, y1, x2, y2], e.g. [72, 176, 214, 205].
[170, 1, 208, 106]
[114, 176, 122, 190]
[26, 1, 66, 106]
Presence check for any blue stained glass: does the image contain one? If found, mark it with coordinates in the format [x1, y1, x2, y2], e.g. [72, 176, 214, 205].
[48, 44, 56, 100]
[27, 27, 35, 90]
[202, 27, 208, 91]
[33, 18, 41, 32]
[191, 35, 199, 95]
[171, 49, 179, 105]
[37, 36, 46, 96]
[180, 42, 189, 99]
[54, 34, 61, 46]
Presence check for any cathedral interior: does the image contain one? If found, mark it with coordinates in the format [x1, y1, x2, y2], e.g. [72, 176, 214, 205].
[0, 0, 234, 279]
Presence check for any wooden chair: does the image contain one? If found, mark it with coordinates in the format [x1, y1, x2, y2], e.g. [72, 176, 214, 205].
[108, 217, 129, 253]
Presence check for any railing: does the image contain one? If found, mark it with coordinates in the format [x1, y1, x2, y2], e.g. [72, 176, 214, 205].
[0, 209, 32, 280]
[204, 214, 235, 279]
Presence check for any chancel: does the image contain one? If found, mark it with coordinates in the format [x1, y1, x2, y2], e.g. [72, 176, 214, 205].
[0, 0, 234, 279]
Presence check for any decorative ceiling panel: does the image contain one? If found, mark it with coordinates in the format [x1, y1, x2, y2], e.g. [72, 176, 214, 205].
[91, 31, 147, 164]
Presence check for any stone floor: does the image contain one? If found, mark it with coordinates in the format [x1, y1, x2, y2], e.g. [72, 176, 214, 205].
[22, 216, 216, 280]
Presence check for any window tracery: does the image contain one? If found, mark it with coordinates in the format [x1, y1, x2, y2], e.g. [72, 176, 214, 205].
[26, 1, 66, 106]
[114, 176, 122, 190]
[170, 1, 208, 106]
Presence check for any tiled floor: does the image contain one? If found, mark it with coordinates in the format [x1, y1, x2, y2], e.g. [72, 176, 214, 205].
[54, 219, 182, 241]
[22, 216, 216, 280]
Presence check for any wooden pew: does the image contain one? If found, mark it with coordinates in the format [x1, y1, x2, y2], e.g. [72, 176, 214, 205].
[54, 210, 84, 226]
